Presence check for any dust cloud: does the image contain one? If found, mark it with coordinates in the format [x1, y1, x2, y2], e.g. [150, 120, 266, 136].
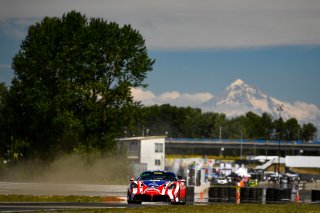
[0, 153, 130, 184]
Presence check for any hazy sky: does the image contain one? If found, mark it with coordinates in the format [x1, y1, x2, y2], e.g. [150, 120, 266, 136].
[1, 0, 320, 106]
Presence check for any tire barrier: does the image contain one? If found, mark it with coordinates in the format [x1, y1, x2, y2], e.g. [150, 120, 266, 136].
[240, 187, 249, 203]
[240, 187, 262, 203]
[186, 186, 195, 203]
[312, 190, 320, 203]
[208, 186, 219, 202]
[208, 187, 236, 203]
[266, 188, 291, 203]
[228, 187, 237, 203]
[266, 188, 274, 203]
[208, 186, 294, 204]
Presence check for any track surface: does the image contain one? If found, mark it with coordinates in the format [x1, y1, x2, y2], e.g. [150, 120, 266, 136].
[0, 182, 172, 211]
[0, 202, 133, 212]
[0, 181, 127, 197]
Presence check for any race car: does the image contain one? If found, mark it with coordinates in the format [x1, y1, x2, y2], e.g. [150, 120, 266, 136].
[127, 170, 187, 205]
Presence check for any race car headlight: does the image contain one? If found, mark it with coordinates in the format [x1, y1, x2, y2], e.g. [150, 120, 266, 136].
[131, 182, 138, 188]
[168, 183, 176, 189]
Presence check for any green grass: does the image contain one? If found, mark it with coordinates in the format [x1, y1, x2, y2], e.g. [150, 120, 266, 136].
[1, 195, 320, 213]
[40, 204, 320, 213]
[122, 205, 320, 213]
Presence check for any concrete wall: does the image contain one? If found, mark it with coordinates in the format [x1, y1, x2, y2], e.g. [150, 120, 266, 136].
[140, 138, 165, 171]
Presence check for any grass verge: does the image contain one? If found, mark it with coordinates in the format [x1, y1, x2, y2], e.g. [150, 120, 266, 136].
[1, 195, 320, 213]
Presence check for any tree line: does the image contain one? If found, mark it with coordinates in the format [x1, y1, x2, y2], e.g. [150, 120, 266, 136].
[125, 104, 317, 142]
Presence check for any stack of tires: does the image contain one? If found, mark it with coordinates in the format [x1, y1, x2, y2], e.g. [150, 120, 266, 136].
[266, 188, 291, 203]
[208, 187, 219, 202]
[227, 187, 236, 203]
[208, 187, 236, 203]
[240, 187, 249, 203]
[312, 190, 320, 203]
[266, 188, 275, 203]
[240, 187, 262, 203]
[186, 186, 195, 204]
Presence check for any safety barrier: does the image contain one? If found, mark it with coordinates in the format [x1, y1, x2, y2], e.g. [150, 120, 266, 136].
[207, 186, 294, 204]
[240, 187, 263, 203]
[208, 187, 237, 203]
[312, 190, 320, 203]
[266, 188, 291, 203]
[186, 186, 195, 203]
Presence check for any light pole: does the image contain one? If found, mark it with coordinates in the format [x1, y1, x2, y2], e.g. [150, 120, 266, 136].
[277, 104, 284, 174]
[240, 131, 243, 160]
[219, 126, 224, 156]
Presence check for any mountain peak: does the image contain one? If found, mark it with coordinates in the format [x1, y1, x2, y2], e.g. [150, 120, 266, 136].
[218, 78, 276, 115]
[232, 79, 245, 86]
[227, 79, 247, 91]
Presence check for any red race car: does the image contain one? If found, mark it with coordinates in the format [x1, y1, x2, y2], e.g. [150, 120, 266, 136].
[127, 170, 187, 205]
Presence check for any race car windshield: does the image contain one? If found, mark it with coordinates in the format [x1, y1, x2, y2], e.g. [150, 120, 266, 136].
[139, 171, 176, 181]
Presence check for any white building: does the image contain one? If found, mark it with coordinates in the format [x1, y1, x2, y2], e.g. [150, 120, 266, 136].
[117, 136, 166, 175]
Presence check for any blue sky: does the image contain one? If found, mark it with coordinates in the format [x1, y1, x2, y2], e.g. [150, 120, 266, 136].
[148, 47, 320, 105]
[1, 0, 320, 106]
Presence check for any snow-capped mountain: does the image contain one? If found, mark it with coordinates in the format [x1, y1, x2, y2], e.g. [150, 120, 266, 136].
[202, 79, 320, 132]
[132, 78, 320, 138]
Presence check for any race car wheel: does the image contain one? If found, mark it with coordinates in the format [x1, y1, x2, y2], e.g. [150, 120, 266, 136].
[171, 189, 186, 205]
[180, 194, 187, 205]
[127, 197, 142, 205]
[179, 191, 187, 205]
[128, 200, 142, 204]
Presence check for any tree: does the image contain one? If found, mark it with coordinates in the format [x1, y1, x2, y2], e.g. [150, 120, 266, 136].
[0, 83, 10, 159]
[301, 123, 317, 142]
[284, 118, 300, 141]
[244, 112, 263, 139]
[260, 113, 274, 140]
[9, 11, 154, 160]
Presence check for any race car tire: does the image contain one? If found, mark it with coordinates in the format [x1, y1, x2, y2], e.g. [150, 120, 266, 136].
[127, 194, 142, 205]
[180, 195, 187, 205]
[171, 189, 186, 205]
[128, 200, 142, 204]
[134, 201, 142, 204]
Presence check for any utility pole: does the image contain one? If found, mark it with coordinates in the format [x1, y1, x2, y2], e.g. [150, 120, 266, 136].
[277, 104, 284, 174]
[240, 130, 243, 160]
[220, 126, 224, 156]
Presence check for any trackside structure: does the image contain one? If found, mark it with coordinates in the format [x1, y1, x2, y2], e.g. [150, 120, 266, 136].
[117, 136, 166, 177]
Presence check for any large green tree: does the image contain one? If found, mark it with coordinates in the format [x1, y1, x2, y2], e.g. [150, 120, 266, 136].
[9, 11, 154, 160]
[0, 83, 10, 159]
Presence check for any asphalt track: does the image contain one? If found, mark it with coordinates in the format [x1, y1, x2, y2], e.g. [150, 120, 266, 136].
[0, 182, 172, 212]
[0, 181, 127, 197]
[0, 182, 128, 211]
[0, 202, 131, 212]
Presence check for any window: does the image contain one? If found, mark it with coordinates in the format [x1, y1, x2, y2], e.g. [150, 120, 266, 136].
[155, 159, 161, 166]
[129, 141, 138, 152]
[155, 143, 163, 153]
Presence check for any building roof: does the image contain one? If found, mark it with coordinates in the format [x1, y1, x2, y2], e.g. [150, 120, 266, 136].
[117, 136, 166, 142]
